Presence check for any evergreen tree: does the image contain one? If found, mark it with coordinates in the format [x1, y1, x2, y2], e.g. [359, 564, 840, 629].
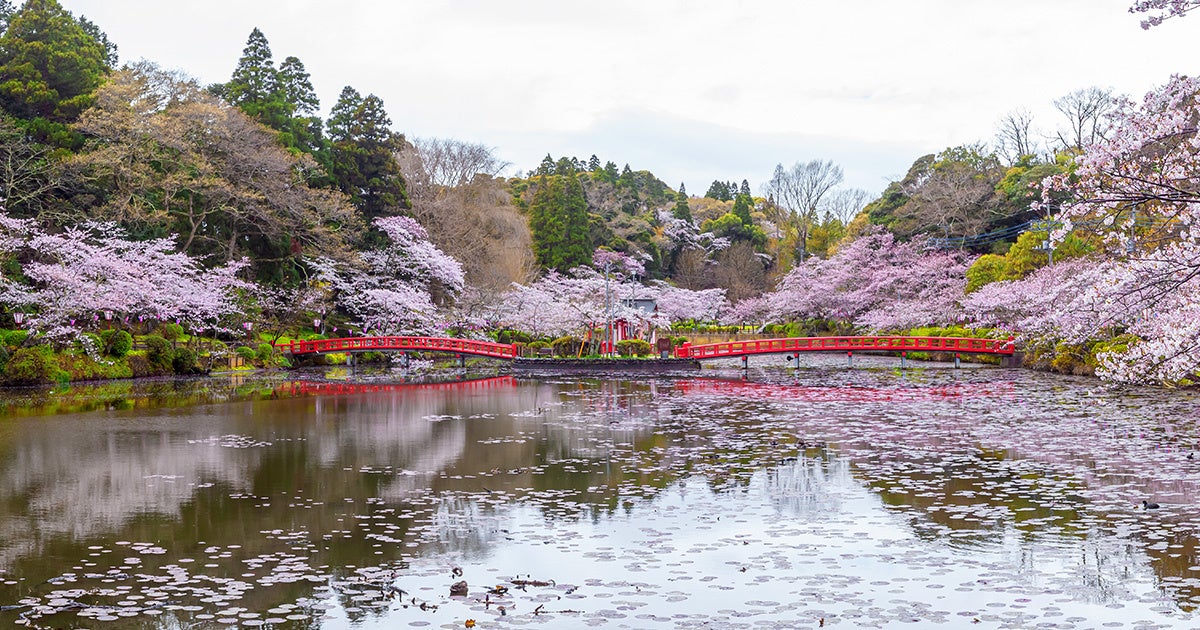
[276, 55, 321, 152]
[529, 174, 591, 271]
[0, 1, 14, 32]
[672, 190, 692, 222]
[0, 0, 109, 123]
[278, 56, 318, 116]
[326, 86, 408, 219]
[587, 154, 600, 171]
[555, 156, 575, 176]
[705, 180, 732, 201]
[602, 161, 619, 183]
[739, 179, 751, 197]
[732, 193, 753, 225]
[77, 15, 116, 66]
[326, 85, 362, 142]
[617, 164, 635, 189]
[535, 154, 555, 176]
[221, 28, 290, 130]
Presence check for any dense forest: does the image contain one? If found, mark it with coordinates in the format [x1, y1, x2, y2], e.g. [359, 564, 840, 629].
[2, 0, 1200, 387]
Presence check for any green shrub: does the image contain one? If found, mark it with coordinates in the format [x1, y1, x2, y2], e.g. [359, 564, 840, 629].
[551, 336, 582, 357]
[256, 343, 275, 363]
[78, 332, 103, 355]
[3, 329, 28, 348]
[235, 346, 257, 361]
[173, 347, 199, 374]
[496, 329, 533, 345]
[670, 336, 689, 347]
[161, 322, 184, 343]
[3, 347, 53, 384]
[143, 335, 175, 373]
[616, 339, 653, 357]
[107, 330, 133, 357]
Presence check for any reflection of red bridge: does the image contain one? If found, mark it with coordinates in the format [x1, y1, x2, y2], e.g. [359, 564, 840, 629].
[278, 376, 517, 396]
[276, 336, 518, 359]
[674, 378, 1014, 403]
[675, 336, 1015, 360]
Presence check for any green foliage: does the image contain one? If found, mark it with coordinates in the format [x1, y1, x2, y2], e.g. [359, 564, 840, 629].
[172, 347, 199, 374]
[672, 191, 692, 221]
[0, 0, 110, 123]
[551, 336, 582, 357]
[3, 328, 28, 348]
[616, 339, 653, 357]
[142, 334, 174, 373]
[3, 346, 55, 384]
[965, 230, 1093, 292]
[529, 174, 592, 271]
[255, 342, 275, 363]
[327, 86, 408, 219]
[105, 330, 133, 358]
[160, 322, 184, 342]
[235, 346, 257, 361]
[702, 212, 767, 248]
[495, 329, 533, 344]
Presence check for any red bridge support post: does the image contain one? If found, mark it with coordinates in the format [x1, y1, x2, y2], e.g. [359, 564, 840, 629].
[741, 355, 748, 371]
[847, 351, 853, 367]
[901, 351, 907, 369]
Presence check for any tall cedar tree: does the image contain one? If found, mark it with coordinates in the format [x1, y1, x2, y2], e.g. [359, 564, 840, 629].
[326, 86, 408, 220]
[529, 173, 591, 272]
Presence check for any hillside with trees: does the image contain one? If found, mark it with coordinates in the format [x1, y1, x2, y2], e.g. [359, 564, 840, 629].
[2, 0, 1200, 386]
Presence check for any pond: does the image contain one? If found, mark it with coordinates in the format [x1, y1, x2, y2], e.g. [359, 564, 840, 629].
[2, 356, 1200, 628]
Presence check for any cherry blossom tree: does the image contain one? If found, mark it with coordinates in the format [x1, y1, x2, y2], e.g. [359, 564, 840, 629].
[765, 229, 969, 330]
[1130, 0, 1200, 28]
[1039, 74, 1200, 384]
[309, 216, 464, 335]
[0, 214, 251, 340]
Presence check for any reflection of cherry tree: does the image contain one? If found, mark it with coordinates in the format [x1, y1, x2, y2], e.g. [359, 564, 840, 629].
[309, 216, 464, 334]
[0, 215, 250, 338]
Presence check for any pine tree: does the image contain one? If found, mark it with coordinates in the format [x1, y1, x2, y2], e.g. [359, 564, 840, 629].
[740, 179, 751, 197]
[223, 28, 289, 130]
[587, 154, 601, 171]
[0, 0, 109, 123]
[705, 180, 731, 201]
[535, 154, 556, 176]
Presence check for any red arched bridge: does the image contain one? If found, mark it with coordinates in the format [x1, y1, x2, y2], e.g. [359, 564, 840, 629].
[674, 336, 1015, 360]
[276, 336, 518, 360]
[275, 335, 1013, 363]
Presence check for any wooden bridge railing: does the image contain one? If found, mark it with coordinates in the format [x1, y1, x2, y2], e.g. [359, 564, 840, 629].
[276, 336, 519, 360]
[675, 336, 1015, 360]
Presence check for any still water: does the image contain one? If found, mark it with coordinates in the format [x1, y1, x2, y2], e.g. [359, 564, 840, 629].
[2, 357, 1200, 629]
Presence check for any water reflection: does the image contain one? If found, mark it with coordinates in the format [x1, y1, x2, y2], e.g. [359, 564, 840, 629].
[0, 366, 1199, 627]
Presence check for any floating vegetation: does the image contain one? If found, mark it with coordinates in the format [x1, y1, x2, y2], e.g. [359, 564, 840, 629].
[2, 358, 1200, 627]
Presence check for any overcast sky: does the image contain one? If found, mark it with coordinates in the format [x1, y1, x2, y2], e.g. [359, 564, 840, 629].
[59, 0, 1199, 196]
